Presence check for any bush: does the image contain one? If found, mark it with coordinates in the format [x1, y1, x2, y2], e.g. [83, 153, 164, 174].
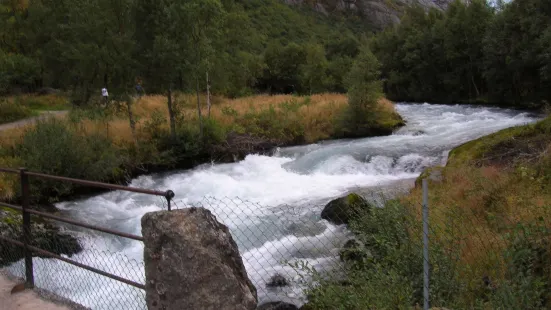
[0, 99, 34, 124]
[0, 52, 40, 94]
[15, 118, 125, 201]
[301, 201, 462, 309]
[230, 99, 307, 144]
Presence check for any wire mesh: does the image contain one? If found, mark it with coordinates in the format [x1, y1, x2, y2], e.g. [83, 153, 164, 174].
[2, 184, 550, 309]
[1, 207, 147, 310]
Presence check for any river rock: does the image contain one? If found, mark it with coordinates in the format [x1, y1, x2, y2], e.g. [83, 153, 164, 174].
[0, 209, 82, 267]
[257, 302, 299, 310]
[321, 193, 373, 225]
[142, 207, 257, 310]
[266, 273, 289, 288]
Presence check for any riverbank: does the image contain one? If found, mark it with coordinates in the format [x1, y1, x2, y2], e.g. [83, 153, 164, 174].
[0, 93, 403, 204]
[305, 113, 551, 309]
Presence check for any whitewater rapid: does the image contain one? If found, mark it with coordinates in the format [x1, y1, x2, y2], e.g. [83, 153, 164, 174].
[5, 103, 539, 309]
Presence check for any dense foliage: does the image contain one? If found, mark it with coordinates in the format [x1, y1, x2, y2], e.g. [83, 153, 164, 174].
[0, 0, 365, 100]
[371, 0, 551, 108]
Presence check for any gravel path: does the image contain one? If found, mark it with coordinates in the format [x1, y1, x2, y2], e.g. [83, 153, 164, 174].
[0, 111, 68, 132]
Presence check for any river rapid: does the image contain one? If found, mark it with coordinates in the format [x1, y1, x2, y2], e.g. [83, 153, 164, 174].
[6, 103, 539, 309]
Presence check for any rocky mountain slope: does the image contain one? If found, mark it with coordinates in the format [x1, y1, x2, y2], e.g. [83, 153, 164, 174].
[283, 0, 462, 29]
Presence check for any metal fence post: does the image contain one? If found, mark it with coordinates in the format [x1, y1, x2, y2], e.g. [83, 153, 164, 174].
[20, 168, 34, 288]
[422, 179, 429, 310]
[165, 190, 175, 211]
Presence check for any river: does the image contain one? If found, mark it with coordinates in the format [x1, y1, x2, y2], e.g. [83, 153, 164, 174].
[5, 103, 539, 309]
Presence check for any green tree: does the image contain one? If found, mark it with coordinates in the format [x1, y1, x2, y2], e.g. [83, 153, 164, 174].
[484, 0, 551, 106]
[262, 42, 307, 94]
[300, 44, 328, 94]
[338, 48, 382, 137]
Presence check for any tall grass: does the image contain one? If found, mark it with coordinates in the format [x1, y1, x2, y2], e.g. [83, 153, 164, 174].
[0, 99, 34, 124]
[0, 93, 403, 201]
[107, 93, 401, 144]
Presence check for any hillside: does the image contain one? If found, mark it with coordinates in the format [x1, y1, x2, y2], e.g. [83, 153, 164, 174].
[282, 0, 462, 29]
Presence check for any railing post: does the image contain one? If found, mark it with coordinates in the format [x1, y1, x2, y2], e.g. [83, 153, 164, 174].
[422, 179, 429, 310]
[165, 190, 175, 211]
[20, 168, 34, 288]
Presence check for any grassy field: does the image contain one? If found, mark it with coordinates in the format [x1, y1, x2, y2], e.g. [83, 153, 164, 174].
[77, 93, 402, 144]
[400, 115, 551, 307]
[0, 95, 70, 125]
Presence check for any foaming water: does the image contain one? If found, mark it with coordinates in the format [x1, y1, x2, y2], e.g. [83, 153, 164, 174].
[5, 103, 539, 309]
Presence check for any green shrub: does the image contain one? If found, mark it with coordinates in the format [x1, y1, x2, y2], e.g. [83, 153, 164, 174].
[490, 221, 551, 309]
[0, 99, 34, 124]
[15, 118, 125, 201]
[231, 100, 306, 144]
[0, 52, 40, 94]
[301, 201, 462, 309]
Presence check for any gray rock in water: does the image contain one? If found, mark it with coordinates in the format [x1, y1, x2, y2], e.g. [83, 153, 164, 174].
[321, 193, 373, 225]
[142, 207, 257, 310]
[0, 210, 82, 268]
[266, 273, 289, 288]
[257, 302, 299, 310]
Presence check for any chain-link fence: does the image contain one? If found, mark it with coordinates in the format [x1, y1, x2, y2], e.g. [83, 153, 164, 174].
[2, 180, 551, 309]
[167, 186, 551, 310]
[0, 167, 174, 310]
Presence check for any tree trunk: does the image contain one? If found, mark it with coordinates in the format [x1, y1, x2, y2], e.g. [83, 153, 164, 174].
[206, 71, 211, 118]
[196, 77, 203, 139]
[471, 74, 480, 98]
[126, 97, 138, 146]
[167, 85, 176, 140]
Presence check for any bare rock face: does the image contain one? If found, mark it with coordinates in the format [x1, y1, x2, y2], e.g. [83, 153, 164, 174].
[282, 0, 462, 29]
[142, 208, 257, 310]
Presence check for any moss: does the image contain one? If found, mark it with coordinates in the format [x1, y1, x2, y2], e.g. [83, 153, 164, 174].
[448, 115, 551, 166]
[321, 193, 373, 225]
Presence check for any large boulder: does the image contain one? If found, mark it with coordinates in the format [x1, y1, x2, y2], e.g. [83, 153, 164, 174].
[142, 207, 257, 310]
[321, 193, 373, 225]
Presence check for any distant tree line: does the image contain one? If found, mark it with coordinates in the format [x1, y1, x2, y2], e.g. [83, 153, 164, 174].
[0, 0, 367, 101]
[2, 0, 548, 109]
[371, 0, 551, 108]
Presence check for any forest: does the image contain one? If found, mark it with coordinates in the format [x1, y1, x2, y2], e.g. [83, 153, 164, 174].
[2, 0, 550, 109]
[0, 0, 366, 101]
[371, 0, 551, 108]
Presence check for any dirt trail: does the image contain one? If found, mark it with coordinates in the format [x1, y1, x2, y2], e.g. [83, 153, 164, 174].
[0, 273, 72, 310]
[0, 111, 68, 132]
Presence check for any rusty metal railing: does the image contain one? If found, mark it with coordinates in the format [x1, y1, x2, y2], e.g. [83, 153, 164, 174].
[0, 167, 174, 291]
